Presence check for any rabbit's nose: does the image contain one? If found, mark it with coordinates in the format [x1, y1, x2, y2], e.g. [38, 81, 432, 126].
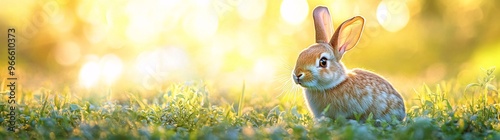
[296, 73, 303, 78]
[293, 73, 304, 84]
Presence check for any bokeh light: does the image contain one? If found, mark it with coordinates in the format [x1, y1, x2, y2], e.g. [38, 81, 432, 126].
[252, 58, 276, 81]
[237, 0, 267, 20]
[1, 0, 499, 100]
[124, 0, 169, 44]
[54, 41, 81, 66]
[280, 0, 309, 25]
[100, 54, 123, 85]
[135, 47, 191, 89]
[84, 24, 108, 44]
[183, 9, 219, 40]
[376, 0, 410, 32]
[79, 61, 101, 88]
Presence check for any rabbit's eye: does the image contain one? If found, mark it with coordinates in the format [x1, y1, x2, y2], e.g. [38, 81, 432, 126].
[319, 57, 327, 68]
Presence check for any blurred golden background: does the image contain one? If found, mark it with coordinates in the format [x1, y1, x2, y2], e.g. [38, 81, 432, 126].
[0, 0, 499, 101]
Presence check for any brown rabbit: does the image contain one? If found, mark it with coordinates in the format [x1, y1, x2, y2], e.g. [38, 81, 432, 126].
[292, 6, 405, 122]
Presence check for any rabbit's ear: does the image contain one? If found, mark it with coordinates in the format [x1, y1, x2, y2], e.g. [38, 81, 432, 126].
[313, 6, 333, 43]
[330, 16, 364, 60]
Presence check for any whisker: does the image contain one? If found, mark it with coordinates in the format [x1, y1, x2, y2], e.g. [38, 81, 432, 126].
[274, 56, 306, 104]
[276, 78, 292, 98]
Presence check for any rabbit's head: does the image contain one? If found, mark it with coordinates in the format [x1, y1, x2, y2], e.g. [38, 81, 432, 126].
[293, 6, 365, 90]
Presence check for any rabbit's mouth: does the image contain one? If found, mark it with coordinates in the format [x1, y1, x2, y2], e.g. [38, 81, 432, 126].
[292, 73, 305, 85]
[294, 78, 316, 88]
[293, 76, 300, 85]
[293, 73, 319, 88]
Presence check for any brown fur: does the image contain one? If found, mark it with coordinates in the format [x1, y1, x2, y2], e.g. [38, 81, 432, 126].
[304, 69, 406, 121]
[292, 6, 406, 122]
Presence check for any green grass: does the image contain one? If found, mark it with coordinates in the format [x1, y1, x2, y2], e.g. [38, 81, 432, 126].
[1, 68, 499, 139]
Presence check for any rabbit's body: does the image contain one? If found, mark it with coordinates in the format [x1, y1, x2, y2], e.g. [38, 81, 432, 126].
[304, 68, 406, 121]
[292, 6, 406, 122]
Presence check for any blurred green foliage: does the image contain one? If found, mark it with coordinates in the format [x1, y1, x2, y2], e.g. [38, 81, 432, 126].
[0, 69, 498, 139]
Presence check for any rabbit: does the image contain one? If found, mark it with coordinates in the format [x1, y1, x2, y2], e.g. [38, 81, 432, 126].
[292, 6, 406, 122]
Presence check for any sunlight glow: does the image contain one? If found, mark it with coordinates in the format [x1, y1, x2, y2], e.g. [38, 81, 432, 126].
[252, 58, 276, 82]
[54, 41, 81, 66]
[280, 0, 309, 25]
[183, 9, 219, 40]
[135, 47, 191, 89]
[330, 0, 352, 21]
[237, 0, 267, 20]
[376, 0, 410, 32]
[126, 17, 159, 44]
[79, 61, 101, 88]
[100, 54, 123, 85]
[135, 51, 161, 90]
[76, 1, 108, 25]
[125, 0, 169, 44]
[84, 24, 107, 43]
